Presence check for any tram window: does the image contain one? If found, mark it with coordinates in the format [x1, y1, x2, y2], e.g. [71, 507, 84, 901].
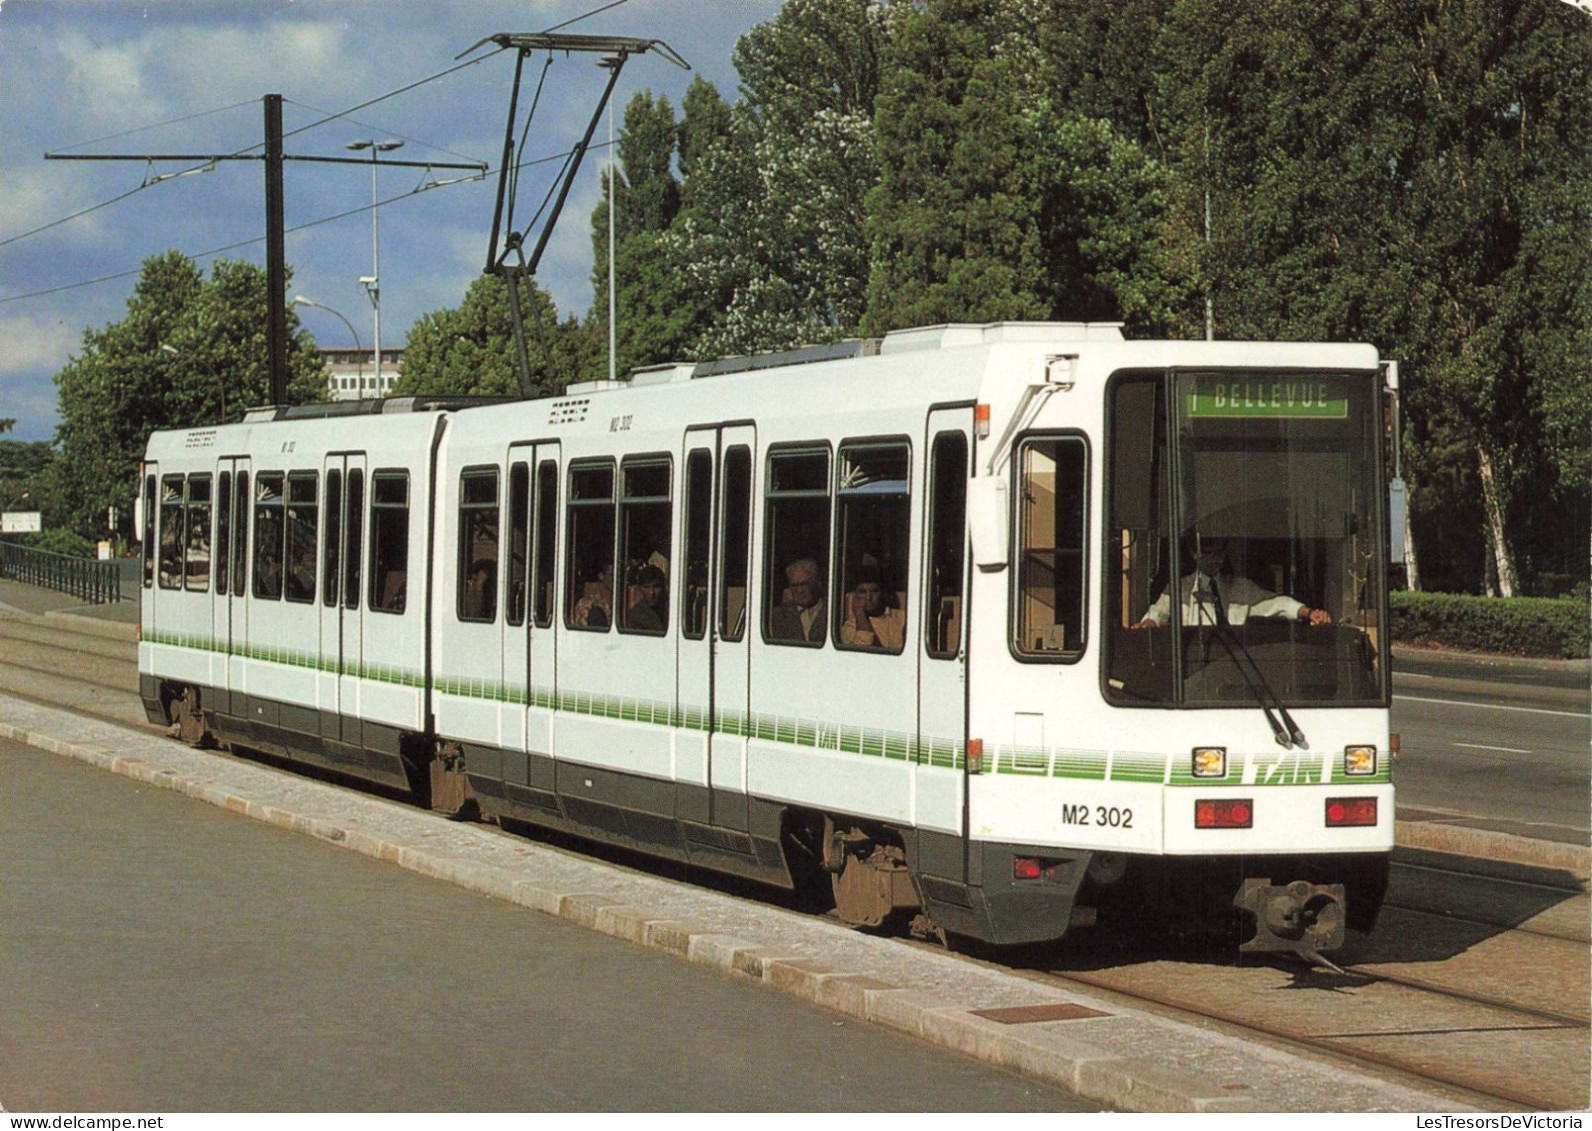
[835, 441, 911, 655]
[344, 469, 363, 610]
[369, 471, 409, 614]
[458, 467, 500, 624]
[763, 447, 830, 647]
[142, 475, 157, 589]
[215, 472, 232, 596]
[323, 470, 342, 607]
[284, 472, 318, 604]
[566, 463, 615, 631]
[681, 449, 711, 640]
[506, 461, 529, 627]
[184, 475, 212, 592]
[926, 432, 969, 659]
[253, 473, 285, 600]
[532, 461, 558, 629]
[619, 457, 671, 635]
[1013, 436, 1089, 659]
[158, 476, 184, 590]
[232, 470, 249, 597]
[720, 446, 752, 642]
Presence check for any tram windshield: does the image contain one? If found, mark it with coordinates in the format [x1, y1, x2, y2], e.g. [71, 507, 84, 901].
[1104, 370, 1386, 707]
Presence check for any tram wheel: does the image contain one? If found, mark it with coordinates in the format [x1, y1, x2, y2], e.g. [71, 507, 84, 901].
[169, 686, 213, 748]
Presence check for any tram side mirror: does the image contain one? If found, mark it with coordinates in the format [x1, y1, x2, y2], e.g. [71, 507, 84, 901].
[1388, 477, 1407, 565]
[968, 477, 1009, 571]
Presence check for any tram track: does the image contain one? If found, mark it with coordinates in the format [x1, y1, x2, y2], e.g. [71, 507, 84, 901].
[1016, 953, 1583, 1111]
[3, 606, 1587, 1110]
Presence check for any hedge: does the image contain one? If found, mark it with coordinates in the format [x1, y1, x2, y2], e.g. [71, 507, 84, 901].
[1390, 590, 1589, 659]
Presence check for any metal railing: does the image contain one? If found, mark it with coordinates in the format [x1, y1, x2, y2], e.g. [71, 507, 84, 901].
[0, 542, 123, 604]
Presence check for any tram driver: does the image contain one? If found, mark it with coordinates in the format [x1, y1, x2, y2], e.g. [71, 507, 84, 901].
[1133, 537, 1332, 629]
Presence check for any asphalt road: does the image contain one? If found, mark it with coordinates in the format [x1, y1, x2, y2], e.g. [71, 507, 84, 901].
[0, 734, 1096, 1113]
[1391, 655, 1590, 844]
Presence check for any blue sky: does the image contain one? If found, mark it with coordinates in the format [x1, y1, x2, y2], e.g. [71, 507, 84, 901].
[0, 0, 784, 441]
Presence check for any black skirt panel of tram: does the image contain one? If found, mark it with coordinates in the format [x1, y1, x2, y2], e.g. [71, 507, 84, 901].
[465, 744, 792, 890]
[907, 832, 1093, 946]
[151, 677, 414, 794]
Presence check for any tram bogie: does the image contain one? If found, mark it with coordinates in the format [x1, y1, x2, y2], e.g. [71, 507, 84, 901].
[138, 322, 1396, 954]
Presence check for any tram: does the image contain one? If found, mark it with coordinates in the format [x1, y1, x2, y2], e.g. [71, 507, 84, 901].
[138, 321, 1396, 953]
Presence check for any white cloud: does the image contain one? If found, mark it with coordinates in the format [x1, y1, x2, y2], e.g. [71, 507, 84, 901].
[0, 313, 81, 375]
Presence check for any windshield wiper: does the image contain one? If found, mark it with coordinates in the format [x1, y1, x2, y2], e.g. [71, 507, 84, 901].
[1207, 622, 1307, 749]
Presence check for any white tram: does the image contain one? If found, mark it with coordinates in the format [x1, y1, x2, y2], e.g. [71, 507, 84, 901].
[138, 322, 1396, 953]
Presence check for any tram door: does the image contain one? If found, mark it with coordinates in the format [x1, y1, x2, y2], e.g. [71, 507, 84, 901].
[214, 456, 251, 717]
[318, 452, 366, 747]
[918, 409, 974, 849]
[678, 424, 756, 832]
[507, 441, 560, 774]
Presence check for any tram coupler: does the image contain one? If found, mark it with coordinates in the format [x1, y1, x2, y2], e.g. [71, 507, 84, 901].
[1234, 879, 1346, 954]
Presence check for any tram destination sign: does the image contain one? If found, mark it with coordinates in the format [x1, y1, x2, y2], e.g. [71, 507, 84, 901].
[1186, 375, 1348, 420]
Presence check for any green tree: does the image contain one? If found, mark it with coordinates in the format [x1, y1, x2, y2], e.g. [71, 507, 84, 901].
[865, 0, 1191, 336]
[586, 92, 701, 379]
[1153, 0, 1591, 595]
[396, 273, 589, 397]
[669, 0, 884, 357]
[52, 251, 322, 539]
[1387, 0, 1592, 596]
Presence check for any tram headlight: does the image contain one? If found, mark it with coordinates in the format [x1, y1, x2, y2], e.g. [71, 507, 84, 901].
[1344, 745, 1377, 776]
[1191, 746, 1227, 778]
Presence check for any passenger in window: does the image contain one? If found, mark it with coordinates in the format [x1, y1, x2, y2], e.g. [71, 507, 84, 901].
[1133, 538, 1331, 629]
[464, 558, 496, 620]
[769, 557, 826, 644]
[287, 549, 317, 602]
[573, 563, 613, 628]
[625, 564, 667, 633]
[256, 554, 283, 600]
[840, 568, 905, 651]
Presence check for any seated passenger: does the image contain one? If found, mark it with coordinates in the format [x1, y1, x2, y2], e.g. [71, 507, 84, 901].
[768, 557, 826, 644]
[840, 569, 905, 651]
[1134, 538, 1331, 628]
[572, 563, 613, 629]
[463, 558, 496, 620]
[625, 564, 667, 633]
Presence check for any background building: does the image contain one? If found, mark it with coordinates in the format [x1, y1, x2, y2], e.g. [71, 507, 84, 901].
[320, 347, 404, 401]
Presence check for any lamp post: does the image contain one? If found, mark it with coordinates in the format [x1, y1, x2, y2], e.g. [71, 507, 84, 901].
[598, 57, 620, 384]
[160, 342, 226, 424]
[347, 139, 404, 397]
[290, 296, 362, 400]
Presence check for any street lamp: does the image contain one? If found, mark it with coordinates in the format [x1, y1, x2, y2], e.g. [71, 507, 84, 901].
[160, 342, 225, 424]
[290, 297, 362, 400]
[598, 57, 620, 384]
[346, 138, 404, 397]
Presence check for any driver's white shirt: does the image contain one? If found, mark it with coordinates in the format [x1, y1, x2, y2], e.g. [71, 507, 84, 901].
[1141, 571, 1305, 627]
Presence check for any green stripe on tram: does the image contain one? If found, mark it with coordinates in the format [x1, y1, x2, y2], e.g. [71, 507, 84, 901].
[143, 633, 1382, 786]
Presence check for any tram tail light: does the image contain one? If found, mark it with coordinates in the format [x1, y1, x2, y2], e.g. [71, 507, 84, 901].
[1013, 855, 1070, 882]
[967, 738, 984, 775]
[1195, 799, 1252, 829]
[1326, 797, 1377, 827]
[1344, 745, 1377, 776]
[1192, 746, 1227, 778]
[975, 403, 991, 439]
